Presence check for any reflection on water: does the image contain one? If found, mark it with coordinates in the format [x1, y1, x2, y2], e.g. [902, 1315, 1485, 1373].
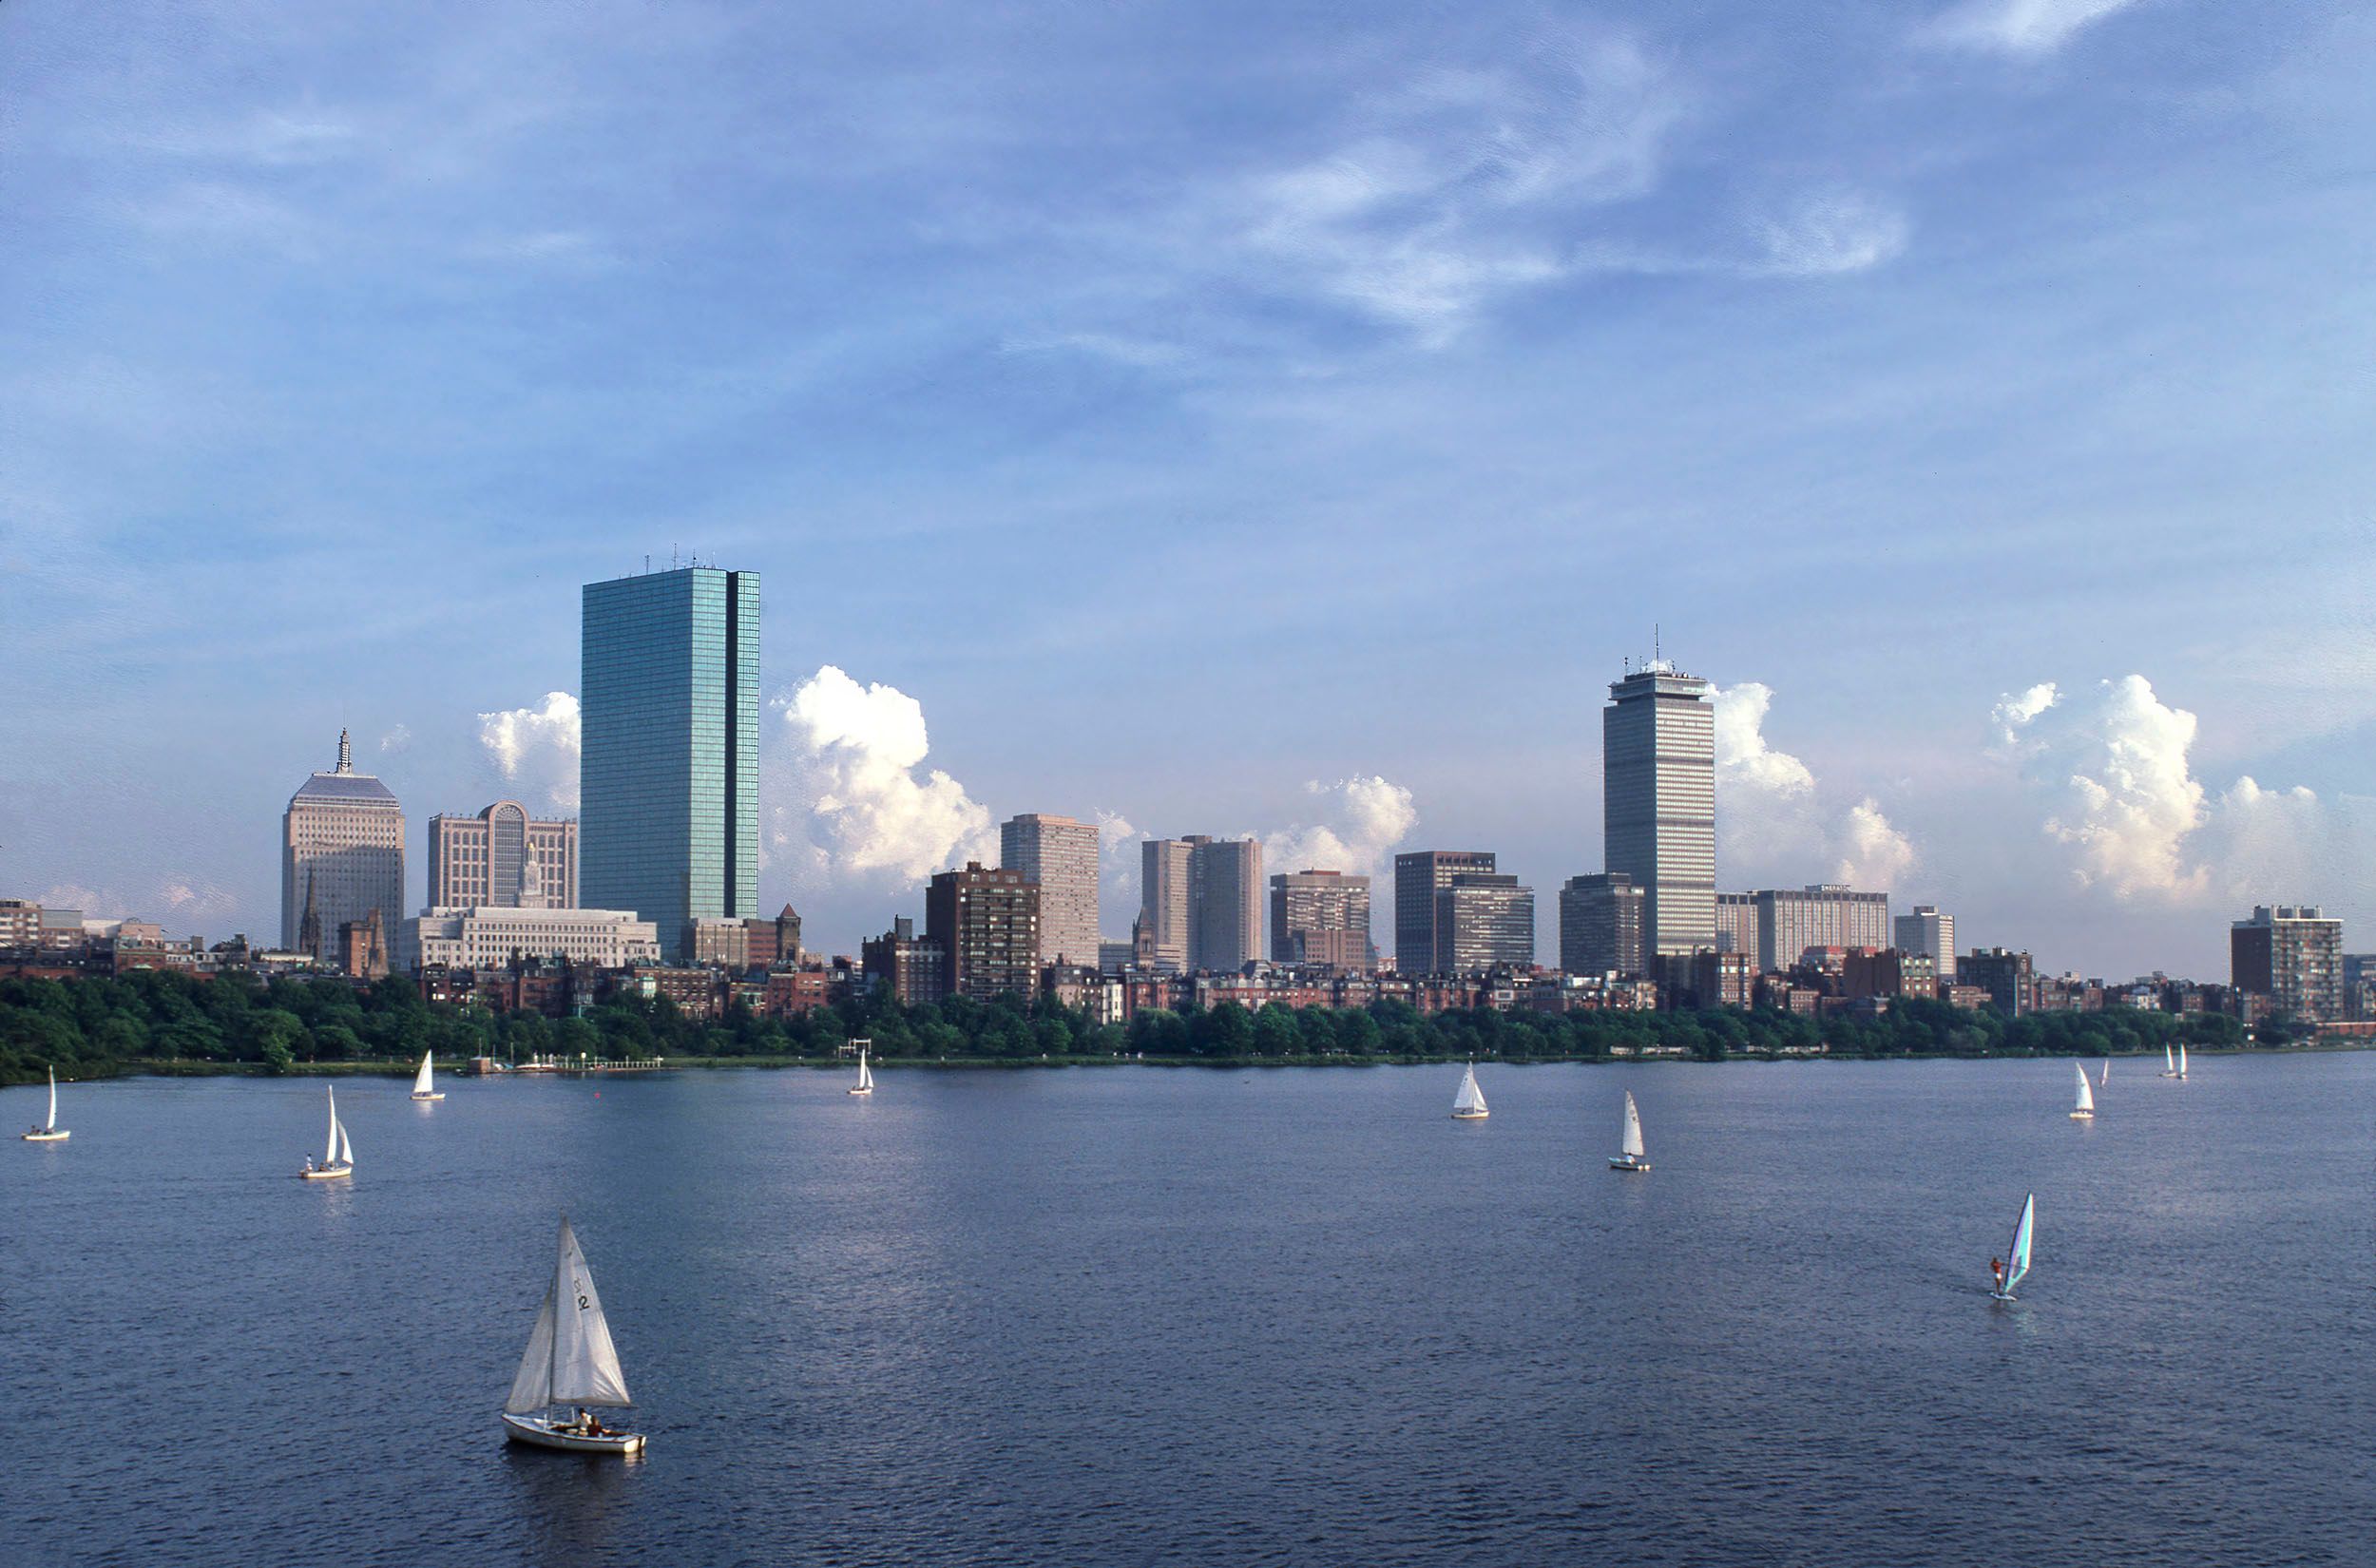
[5, 1055, 2372, 1568]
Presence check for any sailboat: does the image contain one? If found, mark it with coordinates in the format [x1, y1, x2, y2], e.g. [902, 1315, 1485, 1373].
[22, 1067, 69, 1141]
[1450, 1061, 1488, 1120]
[411, 1049, 445, 1102]
[502, 1216, 644, 1455]
[2098, 1060, 2110, 1087]
[2070, 1062, 2095, 1120]
[2176, 1042, 2189, 1080]
[2160, 1043, 2180, 1079]
[847, 1044, 874, 1098]
[1989, 1193, 2036, 1301]
[299, 1085, 354, 1179]
[1608, 1090, 1649, 1172]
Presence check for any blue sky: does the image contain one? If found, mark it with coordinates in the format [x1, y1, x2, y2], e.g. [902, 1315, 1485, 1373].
[3, 0, 2370, 977]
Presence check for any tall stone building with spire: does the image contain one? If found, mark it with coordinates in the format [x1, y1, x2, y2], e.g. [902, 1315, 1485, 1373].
[281, 729, 406, 964]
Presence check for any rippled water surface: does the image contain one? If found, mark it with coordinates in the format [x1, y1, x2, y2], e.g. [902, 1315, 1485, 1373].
[6, 1055, 2372, 1566]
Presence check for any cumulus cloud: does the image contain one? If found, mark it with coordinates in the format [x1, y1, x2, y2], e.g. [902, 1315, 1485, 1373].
[1263, 776, 1420, 876]
[767, 665, 993, 885]
[1926, 0, 2143, 55]
[156, 878, 239, 920]
[1994, 674, 2371, 905]
[477, 692, 581, 813]
[1096, 811, 1150, 932]
[1714, 683, 1917, 890]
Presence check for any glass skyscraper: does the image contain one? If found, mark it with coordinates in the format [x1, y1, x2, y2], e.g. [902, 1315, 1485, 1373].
[1602, 666, 1715, 960]
[581, 566, 760, 962]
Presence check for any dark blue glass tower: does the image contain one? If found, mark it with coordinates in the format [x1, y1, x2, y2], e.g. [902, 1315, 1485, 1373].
[581, 566, 760, 961]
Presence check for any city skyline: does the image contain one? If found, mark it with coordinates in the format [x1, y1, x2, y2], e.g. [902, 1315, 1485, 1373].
[4, 3, 2371, 977]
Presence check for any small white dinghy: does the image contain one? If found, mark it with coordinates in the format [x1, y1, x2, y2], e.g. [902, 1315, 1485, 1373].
[2175, 1042, 2188, 1080]
[1988, 1192, 2036, 1302]
[2160, 1042, 2182, 1079]
[502, 1215, 644, 1456]
[1609, 1090, 1649, 1172]
[2070, 1061, 2095, 1120]
[411, 1049, 445, 1102]
[848, 1043, 874, 1098]
[23, 1067, 70, 1141]
[1450, 1061, 1488, 1120]
[298, 1086, 354, 1179]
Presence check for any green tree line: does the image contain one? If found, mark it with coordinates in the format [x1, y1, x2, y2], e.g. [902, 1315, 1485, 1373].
[0, 969, 2288, 1086]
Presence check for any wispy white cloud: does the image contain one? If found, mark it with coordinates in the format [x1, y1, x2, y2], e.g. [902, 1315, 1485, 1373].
[1749, 191, 1912, 277]
[1926, 0, 2146, 56]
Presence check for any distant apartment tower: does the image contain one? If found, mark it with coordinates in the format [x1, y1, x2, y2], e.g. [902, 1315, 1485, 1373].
[1140, 838, 1195, 973]
[1190, 838, 1263, 972]
[926, 862, 1041, 1002]
[1754, 886, 1891, 974]
[1270, 870, 1375, 971]
[1560, 872, 1645, 976]
[581, 564, 760, 963]
[1394, 851, 1497, 977]
[282, 730, 406, 964]
[1437, 873, 1536, 974]
[1714, 892, 1760, 960]
[2231, 905, 2344, 1023]
[1893, 905, 1956, 981]
[863, 916, 949, 1007]
[1603, 666, 1716, 959]
[427, 802, 579, 910]
[1001, 813, 1100, 968]
[1963, 947, 2034, 1017]
[2341, 953, 2375, 1023]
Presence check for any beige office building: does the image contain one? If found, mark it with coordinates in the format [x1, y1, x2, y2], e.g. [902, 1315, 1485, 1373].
[427, 801, 578, 910]
[1001, 813, 1101, 968]
[282, 730, 406, 963]
[399, 905, 659, 971]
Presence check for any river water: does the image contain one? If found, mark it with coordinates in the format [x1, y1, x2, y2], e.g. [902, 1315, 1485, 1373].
[5, 1055, 2369, 1566]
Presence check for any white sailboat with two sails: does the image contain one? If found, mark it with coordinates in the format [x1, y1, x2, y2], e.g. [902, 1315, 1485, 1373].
[1450, 1061, 1488, 1119]
[848, 1042, 874, 1098]
[411, 1050, 445, 1101]
[299, 1086, 354, 1179]
[503, 1216, 644, 1455]
[2070, 1062, 2095, 1120]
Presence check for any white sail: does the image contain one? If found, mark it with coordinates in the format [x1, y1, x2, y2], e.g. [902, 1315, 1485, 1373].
[505, 1283, 559, 1414]
[2073, 1062, 2094, 1114]
[337, 1118, 354, 1169]
[2002, 1193, 2036, 1294]
[413, 1051, 435, 1097]
[46, 1068, 58, 1133]
[2099, 1060, 2110, 1086]
[2177, 1042, 2188, 1077]
[548, 1217, 633, 1408]
[1620, 1091, 1645, 1159]
[857, 1051, 872, 1092]
[2164, 1042, 2175, 1073]
[1451, 1063, 1486, 1116]
[324, 1087, 340, 1166]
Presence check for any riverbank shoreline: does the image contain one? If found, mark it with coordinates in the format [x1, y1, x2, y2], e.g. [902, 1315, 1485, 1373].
[8, 1038, 2366, 1088]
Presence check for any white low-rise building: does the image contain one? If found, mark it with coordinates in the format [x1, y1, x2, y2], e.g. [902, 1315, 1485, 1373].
[399, 906, 660, 972]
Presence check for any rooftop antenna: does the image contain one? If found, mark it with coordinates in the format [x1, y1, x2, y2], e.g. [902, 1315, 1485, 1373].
[643, 553, 651, 575]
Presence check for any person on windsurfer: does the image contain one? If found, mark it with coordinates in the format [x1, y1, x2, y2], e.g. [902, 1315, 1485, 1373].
[1989, 1256, 2005, 1293]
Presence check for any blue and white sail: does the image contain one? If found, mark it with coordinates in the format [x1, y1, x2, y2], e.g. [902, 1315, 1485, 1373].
[1998, 1193, 2036, 1298]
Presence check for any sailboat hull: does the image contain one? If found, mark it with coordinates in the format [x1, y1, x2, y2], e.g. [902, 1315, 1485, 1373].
[298, 1165, 353, 1180]
[22, 1129, 69, 1141]
[2068, 1110, 2094, 1119]
[503, 1412, 644, 1455]
[847, 1087, 872, 1096]
[1608, 1155, 1649, 1172]
[411, 1092, 445, 1101]
[1450, 1108, 1488, 1119]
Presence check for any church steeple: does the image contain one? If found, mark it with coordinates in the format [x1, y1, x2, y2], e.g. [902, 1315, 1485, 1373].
[336, 729, 353, 774]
